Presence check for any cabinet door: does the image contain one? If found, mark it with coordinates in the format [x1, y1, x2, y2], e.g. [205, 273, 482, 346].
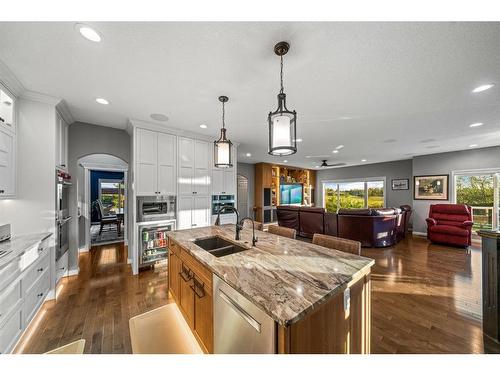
[211, 169, 224, 195]
[223, 169, 236, 195]
[136, 128, 158, 195]
[193, 196, 210, 228]
[0, 88, 15, 133]
[179, 264, 195, 329]
[0, 128, 15, 197]
[194, 168, 210, 196]
[178, 137, 194, 168]
[194, 277, 213, 353]
[55, 113, 62, 167]
[178, 166, 194, 196]
[195, 140, 209, 170]
[157, 132, 176, 195]
[168, 252, 181, 302]
[177, 196, 193, 230]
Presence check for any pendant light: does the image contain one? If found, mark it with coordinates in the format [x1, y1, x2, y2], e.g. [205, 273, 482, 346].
[268, 41, 297, 156]
[214, 95, 233, 168]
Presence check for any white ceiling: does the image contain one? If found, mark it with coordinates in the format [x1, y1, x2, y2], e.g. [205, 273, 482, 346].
[1, 22, 500, 169]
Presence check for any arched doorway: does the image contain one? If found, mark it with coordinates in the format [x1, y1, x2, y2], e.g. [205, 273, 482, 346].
[237, 174, 249, 218]
[77, 153, 129, 251]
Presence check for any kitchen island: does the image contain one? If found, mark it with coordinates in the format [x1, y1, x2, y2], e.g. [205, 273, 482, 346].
[167, 225, 374, 354]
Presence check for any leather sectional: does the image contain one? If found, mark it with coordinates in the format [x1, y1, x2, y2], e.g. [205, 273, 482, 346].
[276, 205, 412, 247]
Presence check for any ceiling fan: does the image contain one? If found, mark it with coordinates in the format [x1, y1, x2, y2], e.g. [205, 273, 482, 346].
[320, 160, 346, 168]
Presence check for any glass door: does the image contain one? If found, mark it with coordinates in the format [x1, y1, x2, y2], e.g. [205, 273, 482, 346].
[99, 178, 125, 216]
[454, 172, 499, 233]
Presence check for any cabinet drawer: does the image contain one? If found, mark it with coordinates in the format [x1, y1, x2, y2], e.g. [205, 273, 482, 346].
[0, 260, 20, 291]
[22, 251, 50, 294]
[0, 308, 22, 354]
[56, 251, 68, 282]
[24, 269, 50, 326]
[0, 279, 22, 327]
[168, 239, 180, 255]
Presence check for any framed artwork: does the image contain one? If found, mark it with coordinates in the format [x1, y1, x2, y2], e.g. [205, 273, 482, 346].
[391, 179, 409, 190]
[414, 174, 449, 200]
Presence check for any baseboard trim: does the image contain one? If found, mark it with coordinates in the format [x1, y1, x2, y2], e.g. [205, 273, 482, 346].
[68, 268, 79, 276]
[127, 258, 132, 264]
[79, 246, 89, 253]
[412, 231, 427, 237]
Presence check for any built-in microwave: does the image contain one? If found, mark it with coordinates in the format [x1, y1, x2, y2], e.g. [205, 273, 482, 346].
[137, 195, 176, 223]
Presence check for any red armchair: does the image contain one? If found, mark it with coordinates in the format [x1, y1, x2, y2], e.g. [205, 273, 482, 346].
[426, 204, 473, 247]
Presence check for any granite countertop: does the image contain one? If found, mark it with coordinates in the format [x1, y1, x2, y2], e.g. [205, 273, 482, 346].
[0, 232, 52, 269]
[168, 225, 374, 326]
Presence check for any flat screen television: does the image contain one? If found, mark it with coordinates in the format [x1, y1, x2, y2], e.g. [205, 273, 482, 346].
[280, 184, 303, 205]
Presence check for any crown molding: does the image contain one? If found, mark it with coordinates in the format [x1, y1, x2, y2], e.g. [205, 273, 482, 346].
[56, 100, 75, 124]
[0, 59, 25, 96]
[20, 90, 61, 106]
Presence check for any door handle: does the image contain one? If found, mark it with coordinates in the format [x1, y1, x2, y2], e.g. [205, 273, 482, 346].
[218, 289, 261, 333]
[191, 278, 206, 298]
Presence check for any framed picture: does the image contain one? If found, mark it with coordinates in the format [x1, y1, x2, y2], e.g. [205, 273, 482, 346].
[414, 174, 449, 200]
[392, 179, 409, 190]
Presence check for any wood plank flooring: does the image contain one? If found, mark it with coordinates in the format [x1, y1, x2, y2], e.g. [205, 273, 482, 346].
[14, 235, 500, 354]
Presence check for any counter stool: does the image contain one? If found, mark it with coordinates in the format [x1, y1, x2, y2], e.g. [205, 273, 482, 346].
[268, 225, 296, 239]
[45, 339, 86, 354]
[312, 233, 362, 256]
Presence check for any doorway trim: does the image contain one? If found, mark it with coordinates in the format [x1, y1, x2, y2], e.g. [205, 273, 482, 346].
[81, 162, 129, 252]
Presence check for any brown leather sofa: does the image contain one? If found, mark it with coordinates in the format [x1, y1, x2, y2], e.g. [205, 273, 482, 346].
[276, 205, 412, 247]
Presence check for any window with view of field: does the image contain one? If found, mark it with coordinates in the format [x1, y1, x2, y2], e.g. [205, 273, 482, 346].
[323, 179, 385, 213]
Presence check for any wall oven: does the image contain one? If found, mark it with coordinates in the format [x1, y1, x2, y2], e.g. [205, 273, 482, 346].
[137, 195, 176, 223]
[56, 170, 72, 261]
[212, 194, 235, 215]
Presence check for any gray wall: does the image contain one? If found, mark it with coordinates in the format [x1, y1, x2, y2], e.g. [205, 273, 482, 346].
[236, 162, 255, 218]
[315, 159, 413, 209]
[412, 146, 500, 233]
[67, 122, 131, 271]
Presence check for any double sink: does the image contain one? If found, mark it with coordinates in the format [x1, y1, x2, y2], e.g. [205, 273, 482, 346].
[193, 236, 249, 258]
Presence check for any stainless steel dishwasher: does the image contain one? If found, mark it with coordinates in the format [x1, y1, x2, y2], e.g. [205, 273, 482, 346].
[213, 275, 276, 353]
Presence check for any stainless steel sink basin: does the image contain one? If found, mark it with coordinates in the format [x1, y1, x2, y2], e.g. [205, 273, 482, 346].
[193, 236, 249, 258]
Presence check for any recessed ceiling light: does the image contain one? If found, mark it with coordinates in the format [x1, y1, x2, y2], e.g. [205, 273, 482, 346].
[335, 145, 344, 150]
[361, 159, 367, 162]
[150, 113, 169, 122]
[246, 153, 251, 157]
[199, 124, 207, 129]
[469, 122, 483, 128]
[75, 23, 102, 42]
[469, 144, 478, 148]
[472, 83, 495, 93]
[95, 98, 109, 105]
[332, 150, 339, 154]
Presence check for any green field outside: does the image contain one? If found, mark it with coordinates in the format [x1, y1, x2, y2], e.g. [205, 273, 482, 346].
[324, 187, 384, 213]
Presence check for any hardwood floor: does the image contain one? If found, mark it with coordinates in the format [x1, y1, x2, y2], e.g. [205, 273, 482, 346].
[14, 243, 169, 354]
[14, 234, 500, 354]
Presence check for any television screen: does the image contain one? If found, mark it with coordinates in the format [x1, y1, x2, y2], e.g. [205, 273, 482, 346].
[280, 184, 303, 205]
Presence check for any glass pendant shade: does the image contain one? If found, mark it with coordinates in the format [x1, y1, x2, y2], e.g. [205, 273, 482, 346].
[214, 129, 232, 168]
[268, 93, 297, 156]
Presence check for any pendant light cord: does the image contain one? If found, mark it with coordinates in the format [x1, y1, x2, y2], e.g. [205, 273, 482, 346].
[222, 101, 225, 129]
[280, 55, 284, 94]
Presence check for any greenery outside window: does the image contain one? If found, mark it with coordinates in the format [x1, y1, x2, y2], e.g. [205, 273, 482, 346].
[323, 178, 385, 213]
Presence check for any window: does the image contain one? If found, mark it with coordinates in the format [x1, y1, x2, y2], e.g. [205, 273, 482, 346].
[99, 179, 125, 216]
[323, 178, 386, 213]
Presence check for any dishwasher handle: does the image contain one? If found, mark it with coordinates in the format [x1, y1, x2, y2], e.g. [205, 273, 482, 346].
[219, 289, 261, 333]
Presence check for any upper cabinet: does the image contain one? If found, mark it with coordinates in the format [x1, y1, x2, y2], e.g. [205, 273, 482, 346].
[178, 137, 210, 196]
[0, 84, 16, 199]
[136, 128, 176, 196]
[55, 111, 68, 170]
[0, 127, 15, 197]
[0, 87, 15, 134]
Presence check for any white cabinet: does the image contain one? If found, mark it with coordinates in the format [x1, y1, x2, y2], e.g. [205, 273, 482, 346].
[55, 112, 68, 170]
[0, 87, 15, 133]
[178, 137, 210, 196]
[0, 127, 15, 197]
[177, 195, 210, 230]
[136, 128, 176, 196]
[212, 168, 236, 195]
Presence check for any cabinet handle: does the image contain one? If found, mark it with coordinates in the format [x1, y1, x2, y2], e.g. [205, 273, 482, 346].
[60, 267, 66, 270]
[191, 278, 206, 299]
[179, 265, 193, 282]
[0, 190, 4, 194]
[37, 293, 44, 298]
[37, 268, 44, 272]
[192, 224, 197, 227]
